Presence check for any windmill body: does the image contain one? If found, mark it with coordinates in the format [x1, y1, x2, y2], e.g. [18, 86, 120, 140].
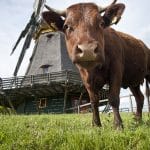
[26, 32, 77, 75]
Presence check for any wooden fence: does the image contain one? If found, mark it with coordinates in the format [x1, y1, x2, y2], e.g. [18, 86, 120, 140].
[66, 94, 149, 113]
[0, 70, 82, 90]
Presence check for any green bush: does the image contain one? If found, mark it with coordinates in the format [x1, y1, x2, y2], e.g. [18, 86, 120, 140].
[0, 106, 16, 114]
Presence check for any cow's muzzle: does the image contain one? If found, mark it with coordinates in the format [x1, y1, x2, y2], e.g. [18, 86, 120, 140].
[75, 42, 98, 62]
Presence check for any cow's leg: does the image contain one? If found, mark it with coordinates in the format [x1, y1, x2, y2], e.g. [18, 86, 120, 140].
[109, 65, 123, 129]
[91, 100, 101, 126]
[129, 86, 144, 122]
[79, 68, 101, 127]
[90, 92, 101, 127]
[86, 86, 101, 127]
[109, 86, 123, 129]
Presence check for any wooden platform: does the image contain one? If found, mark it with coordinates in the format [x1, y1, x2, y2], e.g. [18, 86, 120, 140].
[0, 70, 109, 114]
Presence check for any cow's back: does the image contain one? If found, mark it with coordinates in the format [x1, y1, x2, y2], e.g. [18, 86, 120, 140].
[117, 31, 148, 87]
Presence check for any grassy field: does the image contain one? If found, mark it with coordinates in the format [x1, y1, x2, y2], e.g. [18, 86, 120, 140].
[0, 113, 149, 150]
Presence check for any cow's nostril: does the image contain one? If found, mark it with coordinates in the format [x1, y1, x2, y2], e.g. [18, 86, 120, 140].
[94, 47, 98, 54]
[76, 47, 83, 54]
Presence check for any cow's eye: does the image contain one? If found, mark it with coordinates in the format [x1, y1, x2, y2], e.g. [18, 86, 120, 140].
[63, 24, 68, 31]
[63, 24, 74, 32]
[99, 20, 105, 28]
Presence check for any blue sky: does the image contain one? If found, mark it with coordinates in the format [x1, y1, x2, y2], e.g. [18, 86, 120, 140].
[0, 0, 150, 78]
[0, 0, 150, 108]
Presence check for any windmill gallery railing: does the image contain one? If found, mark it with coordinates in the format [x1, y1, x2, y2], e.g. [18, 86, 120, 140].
[0, 70, 82, 90]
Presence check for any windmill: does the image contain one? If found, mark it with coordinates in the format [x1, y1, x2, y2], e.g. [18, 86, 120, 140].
[8, 1, 109, 114]
[11, 0, 46, 76]
[11, 0, 77, 77]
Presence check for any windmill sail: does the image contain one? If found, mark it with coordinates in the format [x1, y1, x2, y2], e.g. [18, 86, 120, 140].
[13, 25, 35, 76]
[34, 0, 46, 18]
[10, 19, 32, 56]
[12, 0, 46, 76]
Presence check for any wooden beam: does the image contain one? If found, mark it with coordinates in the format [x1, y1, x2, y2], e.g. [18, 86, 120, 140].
[63, 84, 68, 113]
[147, 96, 150, 113]
[129, 95, 133, 113]
[63, 71, 69, 113]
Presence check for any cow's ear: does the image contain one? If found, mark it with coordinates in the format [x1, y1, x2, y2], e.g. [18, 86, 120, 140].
[42, 11, 65, 31]
[102, 3, 125, 28]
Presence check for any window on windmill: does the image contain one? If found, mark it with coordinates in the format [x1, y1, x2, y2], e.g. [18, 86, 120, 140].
[43, 67, 49, 74]
[39, 98, 47, 108]
[40, 64, 52, 74]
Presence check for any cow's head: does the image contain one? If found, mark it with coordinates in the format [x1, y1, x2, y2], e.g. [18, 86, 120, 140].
[42, 0, 125, 69]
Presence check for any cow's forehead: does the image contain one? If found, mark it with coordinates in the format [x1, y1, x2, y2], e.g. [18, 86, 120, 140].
[66, 3, 99, 15]
[66, 2, 100, 22]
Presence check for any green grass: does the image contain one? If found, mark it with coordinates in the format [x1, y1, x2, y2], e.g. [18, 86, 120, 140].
[0, 113, 149, 150]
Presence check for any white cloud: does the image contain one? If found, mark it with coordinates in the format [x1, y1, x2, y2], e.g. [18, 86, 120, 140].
[139, 25, 150, 47]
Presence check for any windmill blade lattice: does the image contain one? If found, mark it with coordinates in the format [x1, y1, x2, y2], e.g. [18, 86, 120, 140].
[11, 0, 46, 76]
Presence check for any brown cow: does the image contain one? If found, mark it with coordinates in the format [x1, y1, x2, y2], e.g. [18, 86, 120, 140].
[42, 0, 150, 129]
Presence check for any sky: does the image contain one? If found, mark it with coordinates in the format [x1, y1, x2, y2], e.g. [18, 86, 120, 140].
[0, 0, 150, 108]
[0, 0, 150, 78]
